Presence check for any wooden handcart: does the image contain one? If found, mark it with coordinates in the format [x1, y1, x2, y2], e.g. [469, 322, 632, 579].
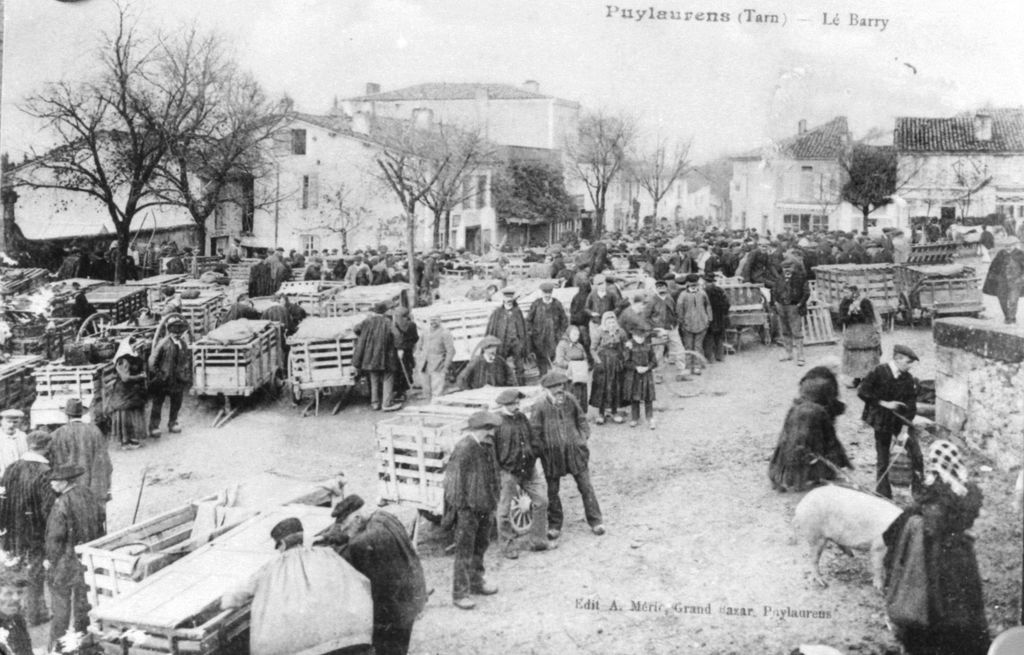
[812, 264, 898, 322]
[191, 319, 283, 428]
[275, 280, 344, 316]
[285, 314, 366, 416]
[30, 359, 115, 427]
[86, 285, 149, 324]
[179, 292, 225, 338]
[894, 264, 983, 326]
[412, 301, 498, 365]
[719, 280, 772, 349]
[322, 283, 413, 316]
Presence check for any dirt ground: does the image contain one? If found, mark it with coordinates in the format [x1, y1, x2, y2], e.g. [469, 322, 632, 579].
[33, 253, 1022, 655]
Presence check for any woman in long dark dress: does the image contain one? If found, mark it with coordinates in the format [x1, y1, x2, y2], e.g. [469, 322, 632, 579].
[883, 440, 990, 655]
[108, 340, 149, 449]
[838, 284, 881, 385]
[589, 311, 624, 425]
[620, 328, 657, 430]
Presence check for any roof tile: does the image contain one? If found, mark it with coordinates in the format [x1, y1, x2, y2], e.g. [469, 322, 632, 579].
[894, 108, 1024, 153]
[348, 82, 550, 102]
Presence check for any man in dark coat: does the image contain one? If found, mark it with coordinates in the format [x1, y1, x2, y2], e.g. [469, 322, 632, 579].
[352, 302, 400, 411]
[772, 257, 810, 365]
[982, 241, 1024, 324]
[530, 372, 604, 541]
[702, 273, 731, 363]
[442, 411, 502, 610]
[485, 289, 528, 383]
[148, 317, 194, 436]
[316, 496, 428, 655]
[455, 338, 514, 389]
[0, 568, 35, 655]
[44, 464, 104, 651]
[220, 294, 261, 325]
[50, 399, 111, 527]
[644, 279, 684, 380]
[857, 344, 924, 499]
[492, 389, 556, 560]
[526, 282, 568, 376]
[390, 307, 419, 402]
[0, 431, 55, 626]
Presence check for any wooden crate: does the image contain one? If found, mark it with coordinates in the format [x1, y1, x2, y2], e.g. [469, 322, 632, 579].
[0, 268, 50, 296]
[723, 284, 769, 327]
[802, 303, 837, 345]
[192, 320, 282, 397]
[30, 360, 115, 427]
[907, 241, 958, 265]
[86, 286, 149, 323]
[225, 259, 261, 281]
[895, 264, 983, 317]
[812, 264, 897, 315]
[322, 283, 412, 316]
[0, 355, 44, 415]
[89, 506, 333, 655]
[126, 274, 190, 306]
[377, 412, 465, 513]
[412, 301, 498, 363]
[432, 385, 544, 413]
[180, 293, 225, 338]
[285, 316, 365, 392]
[275, 281, 341, 317]
[77, 500, 258, 608]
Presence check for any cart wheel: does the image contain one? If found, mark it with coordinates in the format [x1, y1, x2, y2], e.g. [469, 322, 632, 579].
[509, 486, 534, 536]
[898, 293, 915, 327]
[76, 312, 113, 339]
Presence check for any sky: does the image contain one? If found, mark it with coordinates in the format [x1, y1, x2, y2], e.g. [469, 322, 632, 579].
[3, 0, 1024, 162]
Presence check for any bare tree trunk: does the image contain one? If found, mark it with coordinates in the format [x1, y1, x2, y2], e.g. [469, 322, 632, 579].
[443, 210, 452, 249]
[406, 209, 417, 290]
[195, 222, 208, 256]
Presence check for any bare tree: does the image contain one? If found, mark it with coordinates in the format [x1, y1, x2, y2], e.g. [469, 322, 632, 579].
[308, 181, 372, 252]
[631, 136, 692, 226]
[17, 5, 183, 282]
[952, 157, 992, 220]
[419, 124, 494, 249]
[565, 110, 637, 237]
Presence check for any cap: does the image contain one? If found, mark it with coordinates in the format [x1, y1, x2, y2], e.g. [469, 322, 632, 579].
[63, 398, 85, 418]
[0, 409, 25, 420]
[501, 288, 517, 297]
[654, 279, 667, 288]
[539, 282, 555, 293]
[685, 273, 700, 285]
[168, 317, 188, 332]
[592, 274, 607, 285]
[893, 344, 919, 362]
[331, 495, 365, 523]
[373, 301, 391, 314]
[674, 274, 688, 284]
[466, 411, 503, 430]
[27, 430, 52, 451]
[270, 517, 304, 543]
[540, 370, 570, 388]
[495, 388, 526, 405]
[50, 464, 86, 481]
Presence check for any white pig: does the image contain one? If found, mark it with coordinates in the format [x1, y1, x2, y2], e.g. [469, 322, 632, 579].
[793, 484, 903, 589]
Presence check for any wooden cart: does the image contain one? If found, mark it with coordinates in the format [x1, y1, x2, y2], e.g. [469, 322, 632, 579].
[30, 360, 115, 427]
[125, 274, 190, 306]
[322, 283, 412, 316]
[0, 355, 44, 417]
[191, 319, 283, 428]
[180, 292, 225, 338]
[0, 267, 51, 297]
[86, 285, 149, 324]
[412, 301, 498, 364]
[88, 505, 334, 655]
[812, 263, 898, 319]
[275, 280, 343, 316]
[894, 264, 983, 326]
[285, 315, 366, 416]
[719, 280, 772, 348]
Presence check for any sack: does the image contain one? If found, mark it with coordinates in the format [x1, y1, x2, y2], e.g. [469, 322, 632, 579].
[885, 514, 929, 628]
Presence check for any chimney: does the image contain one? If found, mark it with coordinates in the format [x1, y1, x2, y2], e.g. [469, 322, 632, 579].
[973, 111, 993, 141]
[352, 112, 370, 135]
[413, 107, 434, 131]
[522, 80, 540, 94]
[797, 119, 807, 134]
[365, 82, 381, 96]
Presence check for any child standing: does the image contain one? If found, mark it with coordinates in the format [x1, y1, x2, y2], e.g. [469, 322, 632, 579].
[622, 328, 657, 429]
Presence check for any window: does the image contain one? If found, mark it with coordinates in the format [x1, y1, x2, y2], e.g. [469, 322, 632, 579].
[291, 129, 307, 155]
[300, 174, 318, 209]
[300, 234, 319, 255]
[213, 204, 226, 232]
[462, 179, 473, 210]
[476, 175, 487, 209]
[783, 213, 829, 232]
[800, 166, 816, 199]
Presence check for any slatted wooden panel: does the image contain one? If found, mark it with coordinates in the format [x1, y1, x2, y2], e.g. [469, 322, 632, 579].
[191, 323, 281, 397]
[180, 294, 225, 337]
[432, 385, 544, 412]
[723, 283, 769, 328]
[0, 355, 43, 417]
[376, 412, 465, 513]
[0, 268, 50, 296]
[812, 264, 897, 315]
[907, 241, 958, 265]
[412, 301, 498, 362]
[287, 338, 357, 390]
[322, 283, 412, 317]
[86, 286, 149, 323]
[802, 303, 837, 345]
[31, 361, 115, 426]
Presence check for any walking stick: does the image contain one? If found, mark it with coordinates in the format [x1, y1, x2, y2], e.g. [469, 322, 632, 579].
[132, 465, 151, 524]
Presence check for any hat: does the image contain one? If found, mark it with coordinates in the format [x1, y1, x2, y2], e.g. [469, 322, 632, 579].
[501, 288, 517, 297]
[893, 344, 919, 362]
[465, 411, 503, 430]
[27, 430, 52, 451]
[540, 370, 570, 388]
[63, 398, 85, 418]
[373, 301, 390, 314]
[50, 464, 86, 481]
[674, 274, 688, 284]
[168, 317, 188, 332]
[495, 388, 525, 405]
[0, 409, 25, 420]
[592, 274, 607, 285]
[331, 494, 365, 523]
[539, 282, 555, 293]
[654, 279, 667, 288]
[270, 517, 304, 543]
[685, 273, 700, 285]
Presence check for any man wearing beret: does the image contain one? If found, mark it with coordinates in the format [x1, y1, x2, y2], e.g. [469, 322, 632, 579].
[485, 290, 528, 385]
[0, 568, 34, 655]
[0, 409, 28, 478]
[44, 464, 104, 651]
[531, 372, 604, 540]
[315, 497, 426, 655]
[442, 411, 502, 610]
[526, 282, 568, 377]
[0, 431, 55, 626]
[222, 517, 374, 655]
[492, 389, 555, 560]
[857, 345, 925, 499]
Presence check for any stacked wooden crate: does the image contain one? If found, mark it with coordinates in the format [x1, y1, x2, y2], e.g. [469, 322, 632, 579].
[85, 285, 149, 323]
[812, 263, 897, 316]
[180, 292, 225, 338]
[376, 412, 465, 514]
[0, 355, 44, 415]
[322, 283, 412, 316]
[30, 360, 115, 426]
[412, 301, 498, 363]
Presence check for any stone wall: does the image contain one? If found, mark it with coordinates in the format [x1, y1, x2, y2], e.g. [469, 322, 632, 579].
[933, 318, 1024, 470]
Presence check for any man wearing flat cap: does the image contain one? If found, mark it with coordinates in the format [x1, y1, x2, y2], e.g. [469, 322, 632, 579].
[857, 344, 924, 498]
[456, 337, 515, 390]
[44, 464, 103, 651]
[352, 302, 401, 411]
[0, 567, 34, 655]
[675, 274, 712, 376]
[531, 372, 604, 540]
[0, 431, 55, 626]
[485, 289, 528, 384]
[526, 282, 568, 377]
[149, 316, 194, 437]
[222, 517, 374, 655]
[493, 389, 555, 560]
[315, 497, 426, 655]
[442, 411, 502, 610]
[0, 409, 28, 478]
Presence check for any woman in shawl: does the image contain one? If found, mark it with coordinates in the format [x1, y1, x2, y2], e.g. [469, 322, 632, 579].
[768, 375, 852, 491]
[553, 325, 588, 409]
[589, 311, 625, 425]
[621, 328, 657, 429]
[882, 440, 990, 655]
[108, 339, 148, 449]
[838, 284, 881, 386]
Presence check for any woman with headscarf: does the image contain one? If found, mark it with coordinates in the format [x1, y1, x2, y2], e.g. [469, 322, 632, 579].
[108, 339, 148, 449]
[882, 440, 990, 655]
[553, 325, 588, 409]
[588, 311, 625, 425]
[839, 284, 881, 386]
[768, 374, 852, 491]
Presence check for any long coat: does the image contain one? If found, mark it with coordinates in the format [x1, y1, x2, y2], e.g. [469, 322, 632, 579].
[527, 298, 568, 363]
[704, 284, 731, 334]
[417, 327, 455, 373]
[858, 363, 917, 434]
[0, 454, 55, 557]
[442, 434, 499, 526]
[150, 335, 194, 391]
[351, 313, 398, 373]
[768, 383, 851, 492]
[621, 339, 657, 403]
[530, 394, 590, 478]
[45, 485, 104, 588]
[51, 420, 113, 502]
[485, 305, 528, 360]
